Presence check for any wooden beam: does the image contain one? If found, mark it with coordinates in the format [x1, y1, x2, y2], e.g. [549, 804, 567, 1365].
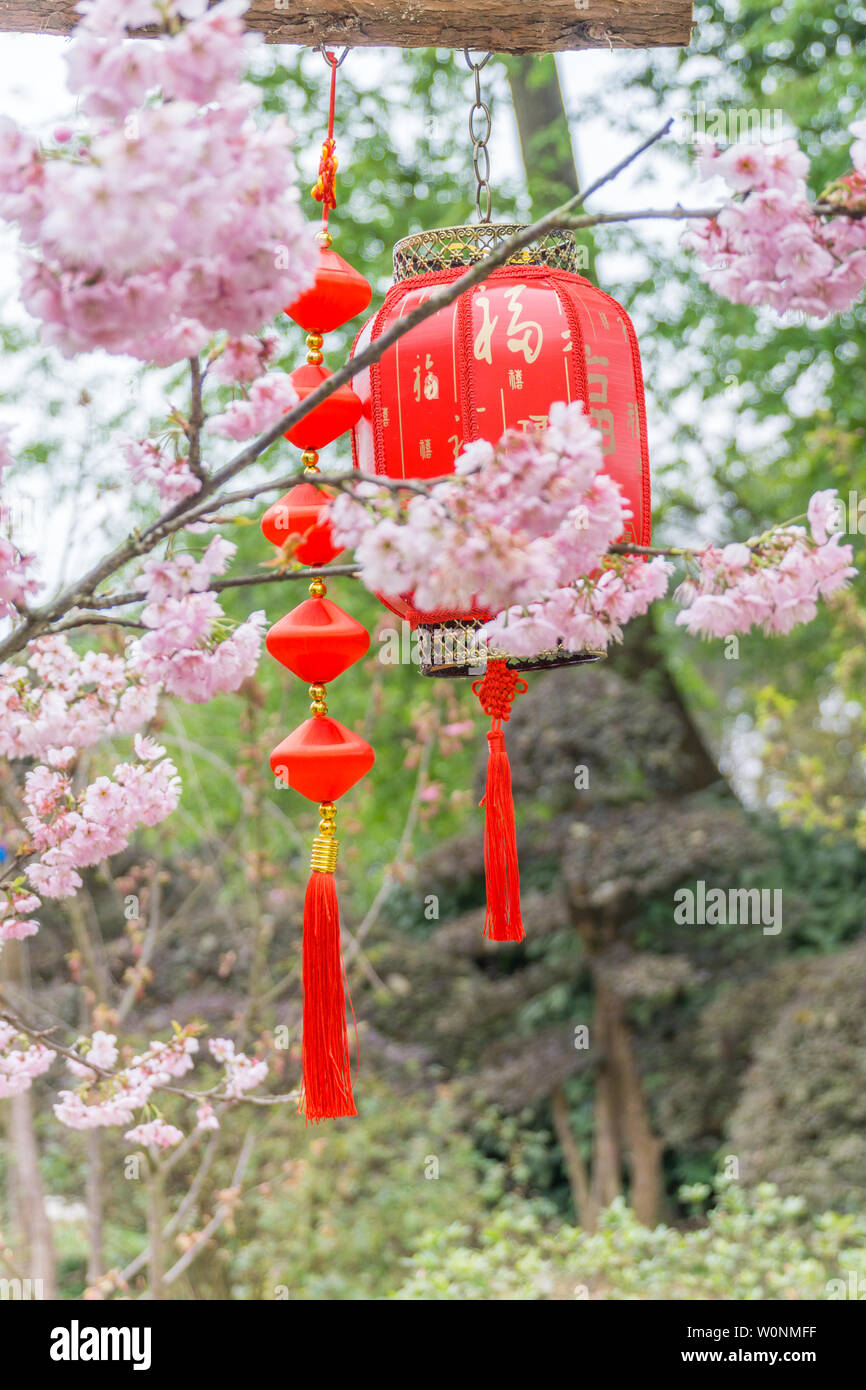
[0, 2, 694, 54]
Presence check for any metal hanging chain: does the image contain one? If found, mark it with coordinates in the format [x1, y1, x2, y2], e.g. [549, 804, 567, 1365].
[464, 49, 493, 224]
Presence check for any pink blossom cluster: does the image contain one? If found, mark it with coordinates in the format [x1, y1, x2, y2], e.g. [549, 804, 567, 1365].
[48, 1027, 267, 1137]
[330, 402, 857, 660]
[0, 634, 159, 762]
[331, 402, 629, 615]
[208, 370, 299, 441]
[125, 1119, 184, 1150]
[54, 1030, 200, 1131]
[67, 1030, 119, 1081]
[208, 1036, 268, 1097]
[211, 331, 279, 386]
[0, 887, 41, 943]
[130, 536, 265, 702]
[483, 556, 674, 657]
[0, 1021, 56, 1099]
[23, 733, 182, 899]
[0, 426, 39, 617]
[124, 439, 202, 503]
[0, 1, 316, 362]
[684, 127, 866, 317]
[674, 501, 855, 640]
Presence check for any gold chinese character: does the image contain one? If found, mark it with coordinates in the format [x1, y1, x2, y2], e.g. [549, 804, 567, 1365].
[414, 354, 439, 401]
[473, 294, 498, 364]
[504, 285, 543, 364]
[590, 407, 616, 454]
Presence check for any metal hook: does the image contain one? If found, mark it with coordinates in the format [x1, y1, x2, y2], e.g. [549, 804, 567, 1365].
[319, 43, 350, 68]
[463, 49, 493, 71]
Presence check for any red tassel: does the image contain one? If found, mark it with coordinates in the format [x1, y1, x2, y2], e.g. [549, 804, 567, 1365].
[301, 867, 356, 1121]
[473, 661, 528, 943]
[480, 728, 525, 942]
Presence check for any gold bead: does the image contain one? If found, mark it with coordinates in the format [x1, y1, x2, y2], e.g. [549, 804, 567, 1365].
[305, 332, 324, 350]
[309, 683, 327, 702]
[301, 448, 319, 473]
[317, 229, 333, 249]
[309, 577, 327, 598]
[310, 698, 329, 716]
[306, 348, 324, 366]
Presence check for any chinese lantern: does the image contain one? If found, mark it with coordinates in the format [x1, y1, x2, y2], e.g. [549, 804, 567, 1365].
[260, 48, 373, 1121]
[350, 224, 651, 940]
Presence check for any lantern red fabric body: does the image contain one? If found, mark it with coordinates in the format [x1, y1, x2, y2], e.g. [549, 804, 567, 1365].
[350, 263, 651, 629]
[266, 597, 370, 683]
[260, 482, 343, 566]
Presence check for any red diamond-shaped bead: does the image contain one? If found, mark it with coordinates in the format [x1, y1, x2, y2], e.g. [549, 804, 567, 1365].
[266, 597, 370, 683]
[270, 716, 375, 802]
[285, 364, 362, 449]
[285, 246, 372, 334]
[261, 482, 343, 566]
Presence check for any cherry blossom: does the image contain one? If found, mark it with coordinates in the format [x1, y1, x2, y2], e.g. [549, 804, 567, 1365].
[130, 537, 265, 702]
[675, 528, 856, 641]
[0, 635, 159, 762]
[208, 1037, 268, 1097]
[331, 403, 856, 660]
[211, 332, 279, 386]
[208, 370, 299, 442]
[0, 1, 316, 362]
[0, 426, 39, 617]
[0, 1021, 56, 1099]
[23, 743, 182, 901]
[54, 1030, 200, 1130]
[124, 439, 202, 503]
[685, 125, 866, 318]
[67, 1031, 119, 1081]
[125, 1119, 184, 1150]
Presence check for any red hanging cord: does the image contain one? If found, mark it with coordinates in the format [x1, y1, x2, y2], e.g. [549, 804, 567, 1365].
[311, 47, 341, 230]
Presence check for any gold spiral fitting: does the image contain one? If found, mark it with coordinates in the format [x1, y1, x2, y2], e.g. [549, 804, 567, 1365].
[310, 833, 338, 874]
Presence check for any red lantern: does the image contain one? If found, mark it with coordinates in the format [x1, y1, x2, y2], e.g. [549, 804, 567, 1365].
[351, 226, 650, 646]
[350, 225, 652, 940]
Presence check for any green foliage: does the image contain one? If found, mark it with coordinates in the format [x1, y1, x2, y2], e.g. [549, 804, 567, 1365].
[394, 1177, 866, 1300]
[224, 1083, 483, 1301]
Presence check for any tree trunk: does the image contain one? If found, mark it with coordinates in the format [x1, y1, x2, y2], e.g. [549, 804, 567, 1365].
[588, 980, 623, 1217]
[86, 1131, 105, 1285]
[550, 1085, 593, 1228]
[608, 997, 665, 1226]
[505, 54, 597, 280]
[1, 941, 57, 1298]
